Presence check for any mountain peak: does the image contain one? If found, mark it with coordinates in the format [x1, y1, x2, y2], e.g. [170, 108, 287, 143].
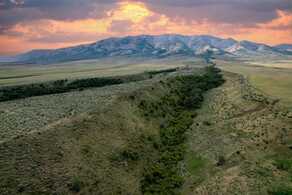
[2, 34, 291, 64]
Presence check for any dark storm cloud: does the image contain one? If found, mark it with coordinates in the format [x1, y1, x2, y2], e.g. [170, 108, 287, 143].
[0, 0, 117, 33]
[145, 0, 292, 12]
[19, 0, 117, 20]
[144, 0, 292, 25]
[0, 0, 292, 34]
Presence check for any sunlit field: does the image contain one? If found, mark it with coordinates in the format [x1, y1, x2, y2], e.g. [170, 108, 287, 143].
[218, 60, 292, 110]
[0, 57, 196, 86]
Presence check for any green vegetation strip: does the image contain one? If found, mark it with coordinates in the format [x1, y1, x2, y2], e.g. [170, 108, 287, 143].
[269, 156, 292, 195]
[139, 66, 224, 194]
[0, 68, 177, 102]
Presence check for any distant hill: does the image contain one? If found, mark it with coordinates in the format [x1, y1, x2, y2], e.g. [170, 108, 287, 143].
[1, 35, 291, 64]
[275, 44, 292, 54]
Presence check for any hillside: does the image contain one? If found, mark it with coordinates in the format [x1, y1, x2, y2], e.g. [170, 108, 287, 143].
[0, 66, 291, 194]
[185, 72, 292, 194]
[2, 35, 291, 64]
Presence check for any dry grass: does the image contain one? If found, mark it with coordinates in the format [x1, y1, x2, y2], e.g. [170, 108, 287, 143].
[217, 60, 292, 110]
[0, 78, 160, 143]
[0, 56, 192, 86]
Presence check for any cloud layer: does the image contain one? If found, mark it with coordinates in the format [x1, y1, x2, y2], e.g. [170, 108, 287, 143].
[0, 0, 292, 54]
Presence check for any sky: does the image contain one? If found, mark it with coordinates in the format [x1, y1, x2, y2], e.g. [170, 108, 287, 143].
[0, 0, 292, 55]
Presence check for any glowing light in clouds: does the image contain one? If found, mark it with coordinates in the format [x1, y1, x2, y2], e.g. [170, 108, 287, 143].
[107, 1, 152, 23]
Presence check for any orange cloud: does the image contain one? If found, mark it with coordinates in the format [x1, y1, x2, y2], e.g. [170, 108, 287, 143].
[10, 18, 110, 38]
[0, 35, 83, 55]
[259, 10, 292, 29]
[232, 10, 292, 44]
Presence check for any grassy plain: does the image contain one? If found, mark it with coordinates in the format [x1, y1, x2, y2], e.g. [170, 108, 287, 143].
[0, 56, 199, 86]
[217, 59, 292, 110]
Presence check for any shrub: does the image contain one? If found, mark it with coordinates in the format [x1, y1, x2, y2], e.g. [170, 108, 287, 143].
[203, 121, 212, 126]
[120, 149, 140, 161]
[216, 155, 226, 166]
[274, 159, 292, 172]
[69, 177, 82, 192]
[268, 185, 292, 195]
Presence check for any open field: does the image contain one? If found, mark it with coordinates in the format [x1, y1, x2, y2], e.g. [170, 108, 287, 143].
[244, 56, 292, 69]
[248, 60, 292, 69]
[217, 60, 292, 110]
[6, 55, 290, 111]
[0, 56, 203, 87]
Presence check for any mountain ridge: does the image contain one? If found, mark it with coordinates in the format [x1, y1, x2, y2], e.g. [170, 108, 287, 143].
[2, 34, 292, 64]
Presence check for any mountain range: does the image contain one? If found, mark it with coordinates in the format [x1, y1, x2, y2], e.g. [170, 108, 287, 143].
[1, 35, 292, 64]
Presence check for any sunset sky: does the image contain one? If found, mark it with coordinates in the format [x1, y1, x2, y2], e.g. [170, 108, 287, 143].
[0, 0, 292, 55]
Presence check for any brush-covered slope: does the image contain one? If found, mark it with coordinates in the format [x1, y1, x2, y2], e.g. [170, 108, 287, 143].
[0, 67, 225, 194]
[0, 67, 292, 195]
